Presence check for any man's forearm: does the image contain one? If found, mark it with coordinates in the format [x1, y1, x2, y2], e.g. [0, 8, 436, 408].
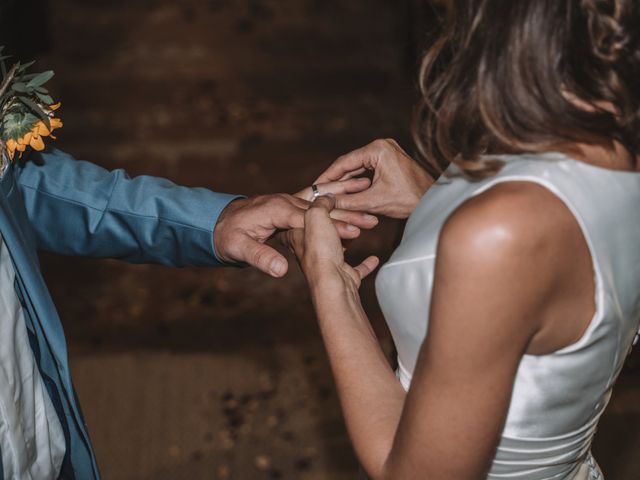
[16, 148, 240, 266]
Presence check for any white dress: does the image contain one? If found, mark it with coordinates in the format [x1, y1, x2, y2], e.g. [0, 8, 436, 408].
[375, 152, 640, 479]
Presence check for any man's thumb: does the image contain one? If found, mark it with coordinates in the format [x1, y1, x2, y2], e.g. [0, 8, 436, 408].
[240, 238, 289, 278]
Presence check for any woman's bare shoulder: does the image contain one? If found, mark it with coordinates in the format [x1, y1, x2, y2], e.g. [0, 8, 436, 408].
[439, 180, 581, 262]
[435, 180, 594, 353]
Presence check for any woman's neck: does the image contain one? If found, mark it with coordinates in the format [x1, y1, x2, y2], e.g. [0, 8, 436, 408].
[559, 141, 639, 173]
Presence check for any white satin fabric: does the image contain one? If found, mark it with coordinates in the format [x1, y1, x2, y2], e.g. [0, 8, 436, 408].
[0, 234, 65, 479]
[572, 453, 603, 480]
[375, 153, 640, 479]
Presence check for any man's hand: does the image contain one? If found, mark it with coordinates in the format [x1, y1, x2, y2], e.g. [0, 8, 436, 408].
[283, 195, 380, 291]
[214, 181, 378, 278]
[315, 139, 434, 219]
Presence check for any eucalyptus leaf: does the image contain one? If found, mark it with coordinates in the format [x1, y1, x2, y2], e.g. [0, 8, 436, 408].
[35, 92, 53, 105]
[35, 86, 49, 94]
[27, 71, 54, 88]
[17, 61, 35, 72]
[18, 96, 50, 127]
[12, 83, 29, 93]
[17, 96, 42, 114]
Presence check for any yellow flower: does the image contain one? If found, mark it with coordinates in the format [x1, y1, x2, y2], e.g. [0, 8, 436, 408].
[29, 133, 45, 151]
[33, 121, 51, 136]
[17, 131, 32, 146]
[3, 109, 63, 163]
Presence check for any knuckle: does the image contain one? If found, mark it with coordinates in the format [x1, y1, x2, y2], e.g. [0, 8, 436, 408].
[251, 247, 270, 267]
[377, 138, 399, 155]
[306, 206, 324, 218]
[276, 193, 294, 207]
[260, 194, 288, 211]
[373, 138, 390, 149]
[314, 197, 331, 208]
[251, 195, 269, 208]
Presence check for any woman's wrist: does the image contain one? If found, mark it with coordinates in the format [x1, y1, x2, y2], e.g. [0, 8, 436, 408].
[310, 278, 368, 334]
[307, 264, 346, 291]
[307, 264, 359, 300]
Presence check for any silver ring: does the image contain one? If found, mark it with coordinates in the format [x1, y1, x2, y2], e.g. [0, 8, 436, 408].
[311, 184, 320, 200]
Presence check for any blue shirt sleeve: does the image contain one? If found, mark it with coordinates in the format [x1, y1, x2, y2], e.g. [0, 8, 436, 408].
[13, 148, 242, 267]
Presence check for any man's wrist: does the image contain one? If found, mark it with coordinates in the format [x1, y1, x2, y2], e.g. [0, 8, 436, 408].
[212, 196, 249, 265]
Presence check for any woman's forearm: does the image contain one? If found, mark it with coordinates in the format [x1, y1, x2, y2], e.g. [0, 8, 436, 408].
[310, 276, 406, 479]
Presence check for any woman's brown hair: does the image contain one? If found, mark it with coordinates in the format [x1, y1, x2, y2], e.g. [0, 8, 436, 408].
[413, 0, 640, 177]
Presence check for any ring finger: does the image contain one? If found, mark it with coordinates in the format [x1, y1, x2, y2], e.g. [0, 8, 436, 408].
[295, 177, 371, 203]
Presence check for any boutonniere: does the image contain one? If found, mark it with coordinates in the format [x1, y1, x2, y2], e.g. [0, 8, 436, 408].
[0, 46, 62, 172]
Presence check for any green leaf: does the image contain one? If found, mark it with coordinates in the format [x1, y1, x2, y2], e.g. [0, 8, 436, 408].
[18, 96, 41, 112]
[35, 86, 49, 94]
[18, 96, 50, 127]
[11, 83, 30, 93]
[27, 71, 54, 88]
[2, 110, 41, 139]
[23, 112, 39, 125]
[35, 92, 53, 105]
[17, 60, 34, 72]
[0, 50, 12, 80]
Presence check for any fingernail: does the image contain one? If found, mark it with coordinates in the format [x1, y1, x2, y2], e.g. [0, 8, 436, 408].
[270, 258, 286, 276]
[347, 224, 358, 232]
[365, 214, 378, 223]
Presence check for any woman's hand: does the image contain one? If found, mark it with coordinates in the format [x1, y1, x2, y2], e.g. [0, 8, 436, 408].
[314, 139, 434, 219]
[295, 176, 371, 203]
[284, 195, 379, 292]
[294, 177, 380, 237]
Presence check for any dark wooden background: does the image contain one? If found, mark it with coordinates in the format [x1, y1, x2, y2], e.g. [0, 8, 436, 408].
[1, 1, 638, 479]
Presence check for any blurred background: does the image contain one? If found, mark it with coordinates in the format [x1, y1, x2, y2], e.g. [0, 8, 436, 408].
[1, 1, 639, 479]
